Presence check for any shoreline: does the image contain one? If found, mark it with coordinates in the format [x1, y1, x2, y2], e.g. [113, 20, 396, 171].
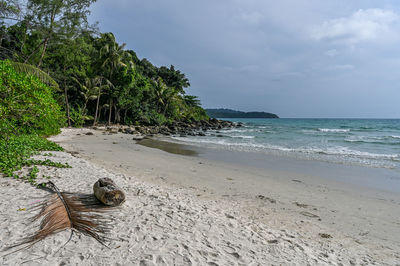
[54, 129, 400, 255]
[1, 127, 399, 264]
[140, 135, 400, 194]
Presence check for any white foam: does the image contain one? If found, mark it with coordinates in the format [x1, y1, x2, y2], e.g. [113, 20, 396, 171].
[173, 136, 399, 163]
[231, 135, 255, 139]
[318, 128, 350, 133]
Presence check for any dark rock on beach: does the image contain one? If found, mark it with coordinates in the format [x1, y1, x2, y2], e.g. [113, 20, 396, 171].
[94, 118, 238, 139]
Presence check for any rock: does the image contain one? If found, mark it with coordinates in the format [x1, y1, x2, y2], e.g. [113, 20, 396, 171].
[125, 128, 135, 134]
[106, 127, 118, 134]
[93, 178, 125, 206]
[132, 135, 144, 141]
[85, 132, 94, 135]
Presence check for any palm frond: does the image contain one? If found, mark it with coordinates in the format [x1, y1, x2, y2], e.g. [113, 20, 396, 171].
[9, 62, 60, 91]
[4, 181, 113, 253]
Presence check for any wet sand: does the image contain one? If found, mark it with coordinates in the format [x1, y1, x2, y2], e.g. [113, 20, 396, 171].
[137, 138, 199, 156]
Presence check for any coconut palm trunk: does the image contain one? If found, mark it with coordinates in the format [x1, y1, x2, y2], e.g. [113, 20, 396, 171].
[93, 82, 101, 126]
[107, 98, 113, 125]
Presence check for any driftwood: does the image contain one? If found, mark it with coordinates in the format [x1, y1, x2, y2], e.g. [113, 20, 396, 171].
[93, 178, 125, 206]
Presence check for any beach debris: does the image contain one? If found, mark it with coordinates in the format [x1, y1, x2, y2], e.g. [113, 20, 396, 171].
[225, 213, 235, 219]
[5, 181, 112, 253]
[300, 211, 319, 218]
[292, 179, 303, 183]
[319, 233, 332, 239]
[294, 202, 308, 208]
[93, 178, 125, 206]
[256, 195, 276, 204]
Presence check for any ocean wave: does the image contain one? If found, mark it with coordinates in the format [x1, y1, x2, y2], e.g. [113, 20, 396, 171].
[231, 135, 255, 139]
[218, 128, 256, 133]
[344, 135, 400, 144]
[318, 128, 350, 133]
[301, 130, 316, 134]
[173, 136, 399, 162]
[391, 135, 400, 139]
[300, 146, 399, 161]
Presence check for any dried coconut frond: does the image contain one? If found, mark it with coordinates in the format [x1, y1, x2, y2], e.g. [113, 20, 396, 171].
[4, 181, 113, 254]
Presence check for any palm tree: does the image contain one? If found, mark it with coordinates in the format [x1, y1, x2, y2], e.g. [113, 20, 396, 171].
[72, 76, 102, 119]
[92, 76, 112, 126]
[154, 78, 175, 116]
[183, 95, 201, 108]
[9, 61, 59, 90]
[98, 33, 127, 125]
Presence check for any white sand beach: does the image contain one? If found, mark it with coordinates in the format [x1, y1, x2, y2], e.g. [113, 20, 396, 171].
[1, 128, 399, 265]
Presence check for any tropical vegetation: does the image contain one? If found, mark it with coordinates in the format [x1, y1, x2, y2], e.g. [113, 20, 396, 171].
[0, 0, 208, 183]
[0, 0, 209, 129]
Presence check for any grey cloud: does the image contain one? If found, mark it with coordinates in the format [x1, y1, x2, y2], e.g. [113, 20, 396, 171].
[89, 1, 400, 118]
[311, 9, 400, 46]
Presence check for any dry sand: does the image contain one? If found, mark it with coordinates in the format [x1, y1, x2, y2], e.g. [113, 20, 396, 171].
[1, 128, 399, 265]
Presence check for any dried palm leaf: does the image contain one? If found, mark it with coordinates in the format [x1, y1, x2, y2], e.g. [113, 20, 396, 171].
[4, 181, 113, 254]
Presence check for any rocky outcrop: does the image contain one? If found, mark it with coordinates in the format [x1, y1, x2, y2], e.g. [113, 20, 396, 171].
[92, 119, 242, 138]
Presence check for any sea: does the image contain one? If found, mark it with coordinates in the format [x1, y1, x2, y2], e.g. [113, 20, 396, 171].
[173, 119, 400, 171]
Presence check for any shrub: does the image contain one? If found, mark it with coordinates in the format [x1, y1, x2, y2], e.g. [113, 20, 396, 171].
[0, 134, 64, 178]
[0, 60, 65, 136]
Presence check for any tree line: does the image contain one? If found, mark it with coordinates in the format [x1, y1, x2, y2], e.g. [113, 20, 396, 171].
[0, 0, 208, 128]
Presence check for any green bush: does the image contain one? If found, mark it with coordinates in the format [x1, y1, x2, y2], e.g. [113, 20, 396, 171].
[0, 134, 63, 179]
[0, 60, 65, 136]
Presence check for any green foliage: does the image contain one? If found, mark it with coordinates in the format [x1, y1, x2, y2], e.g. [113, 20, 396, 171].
[146, 110, 169, 125]
[0, 134, 63, 178]
[9, 61, 60, 90]
[1, 3, 210, 129]
[28, 165, 39, 184]
[69, 105, 86, 127]
[0, 60, 65, 136]
[0, 0, 21, 20]
[24, 159, 70, 168]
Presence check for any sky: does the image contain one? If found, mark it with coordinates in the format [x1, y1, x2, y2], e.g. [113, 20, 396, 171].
[89, 0, 400, 118]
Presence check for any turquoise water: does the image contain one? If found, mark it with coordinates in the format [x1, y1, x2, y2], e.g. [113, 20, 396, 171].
[173, 119, 400, 170]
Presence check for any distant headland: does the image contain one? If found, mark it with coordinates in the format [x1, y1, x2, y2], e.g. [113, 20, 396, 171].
[206, 108, 279, 119]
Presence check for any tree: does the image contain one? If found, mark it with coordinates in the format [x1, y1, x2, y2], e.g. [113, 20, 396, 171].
[44, 35, 95, 127]
[97, 33, 128, 125]
[0, 0, 21, 21]
[72, 76, 101, 118]
[158, 65, 190, 94]
[24, 0, 96, 66]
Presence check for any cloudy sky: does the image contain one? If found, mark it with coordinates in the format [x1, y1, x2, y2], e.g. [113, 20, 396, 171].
[89, 0, 400, 118]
